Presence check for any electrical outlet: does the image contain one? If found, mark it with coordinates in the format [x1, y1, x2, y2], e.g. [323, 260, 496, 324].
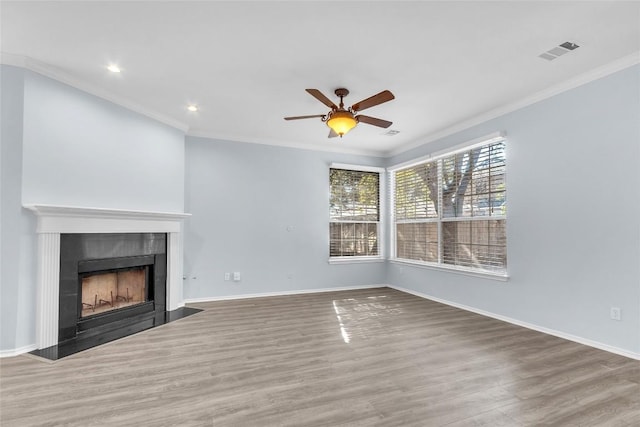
[610, 307, 621, 321]
[233, 272, 241, 281]
[224, 273, 230, 281]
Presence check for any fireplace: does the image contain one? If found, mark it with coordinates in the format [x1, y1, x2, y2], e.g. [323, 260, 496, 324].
[80, 262, 149, 319]
[59, 233, 167, 343]
[25, 204, 192, 355]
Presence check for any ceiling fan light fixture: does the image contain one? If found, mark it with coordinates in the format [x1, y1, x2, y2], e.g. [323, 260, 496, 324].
[286, 88, 393, 139]
[326, 111, 357, 137]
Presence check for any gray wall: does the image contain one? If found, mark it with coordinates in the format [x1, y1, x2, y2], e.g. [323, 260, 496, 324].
[1, 65, 37, 352]
[183, 137, 386, 300]
[0, 66, 186, 352]
[22, 72, 185, 211]
[385, 64, 640, 354]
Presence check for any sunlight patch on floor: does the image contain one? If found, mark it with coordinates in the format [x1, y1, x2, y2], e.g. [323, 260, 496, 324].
[332, 300, 351, 343]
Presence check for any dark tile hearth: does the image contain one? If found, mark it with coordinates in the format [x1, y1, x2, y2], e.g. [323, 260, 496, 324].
[30, 307, 202, 361]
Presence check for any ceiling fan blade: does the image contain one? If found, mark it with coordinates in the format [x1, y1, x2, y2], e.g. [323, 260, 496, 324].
[328, 129, 338, 138]
[356, 115, 392, 128]
[351, 90, 395, 112]
[306, 89, 338, 110]
[284, 114, 325, 121]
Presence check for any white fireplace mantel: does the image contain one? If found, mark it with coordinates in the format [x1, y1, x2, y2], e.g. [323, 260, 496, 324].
[25, 204, 191, 233]
[24, 204, 191, 349]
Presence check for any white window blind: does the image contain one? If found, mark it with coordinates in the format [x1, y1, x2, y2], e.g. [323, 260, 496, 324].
[330, 168, 380, 257]
[392, 139, 506, 274]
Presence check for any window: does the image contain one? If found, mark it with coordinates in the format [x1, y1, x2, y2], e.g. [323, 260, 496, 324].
[330, 166, 381, 258]
[392, 137, 506, 275]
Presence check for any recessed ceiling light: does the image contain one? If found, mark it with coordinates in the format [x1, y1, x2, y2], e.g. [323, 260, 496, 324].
[187, 105, 199, 112]
[107, 64, 121, 73]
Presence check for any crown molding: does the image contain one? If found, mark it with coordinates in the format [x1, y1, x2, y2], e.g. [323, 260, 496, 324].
[186, 130, 387, 158]
[385, 52, 640, 157]
[0, 52, 189, 133]
[4, 51, 637, 159]
[0, 52, 28, 67]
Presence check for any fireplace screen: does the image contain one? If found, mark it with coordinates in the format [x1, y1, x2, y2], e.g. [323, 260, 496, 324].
[80, 267, 147, 318]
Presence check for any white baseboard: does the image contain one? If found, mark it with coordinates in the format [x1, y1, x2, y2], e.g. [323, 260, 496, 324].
[0, 344, 38, 358]
[184, 284, 387, 304]
[6, 285, 636, 361]
[389, 285, 640, 361]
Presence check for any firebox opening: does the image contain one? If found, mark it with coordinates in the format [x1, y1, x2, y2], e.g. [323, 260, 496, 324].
[80, 266, 150, 318]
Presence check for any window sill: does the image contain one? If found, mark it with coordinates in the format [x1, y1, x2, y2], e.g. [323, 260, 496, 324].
[329, 256, 385, 265]
[389, 259, 509, 281]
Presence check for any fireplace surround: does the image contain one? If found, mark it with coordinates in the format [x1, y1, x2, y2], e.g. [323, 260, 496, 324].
[25, 205, 191, 353]
[59, 233, 166, 343]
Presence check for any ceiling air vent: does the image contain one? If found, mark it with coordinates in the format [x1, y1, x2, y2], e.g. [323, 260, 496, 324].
[538, 41, 580, 61]
[383, 129, 400, 136]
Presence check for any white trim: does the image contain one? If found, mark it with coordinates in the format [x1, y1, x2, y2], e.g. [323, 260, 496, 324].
[23, 204, 191, 221]
[188, 131, 387, 158]
[8, 284, 638, 361]
[24, 204, 191, 234]
[379, 169, 387, 260]
[36, 233, 61, 348]
[388, 170, 396, 260]
[329, 165, 386, 259]
[329, 220, 379, 224]
[0, 52, 28, 67]
[166, 233, 183, 311]
[388, 138, 507, 276]
[389, 285, 640, 361]
[0, 344, 39, 358]
[328, 256, 385, 264]
[0, 54, 189, 133]
[441, 215, 507, 223]
[386, 52, 640, 157]
[388, 132, 505, 172]
[4, 53, 637, 159]
[183, 284, 387, 304]
[395, 218, 440, 224]
[395, 215, 507, 224]
[1, 55, 387, 157]
[389, 259, 509, 281]
[330, 163, 385, 173]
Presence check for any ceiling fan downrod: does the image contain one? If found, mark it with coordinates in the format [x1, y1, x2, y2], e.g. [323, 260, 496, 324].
[334, 88, 349, 111]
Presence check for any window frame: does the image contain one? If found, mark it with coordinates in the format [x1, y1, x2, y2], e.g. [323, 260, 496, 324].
[388, 133, 508, 279]
[328, 163, 385, 264]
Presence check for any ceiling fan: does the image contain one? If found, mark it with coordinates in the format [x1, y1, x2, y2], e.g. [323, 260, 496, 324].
[284, 88, 395, 138]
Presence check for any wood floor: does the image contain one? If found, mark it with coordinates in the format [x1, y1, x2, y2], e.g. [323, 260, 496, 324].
[1, 287, 639, 426]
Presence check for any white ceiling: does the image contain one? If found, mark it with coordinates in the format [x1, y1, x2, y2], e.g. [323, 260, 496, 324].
[2, 1, 639, 156]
